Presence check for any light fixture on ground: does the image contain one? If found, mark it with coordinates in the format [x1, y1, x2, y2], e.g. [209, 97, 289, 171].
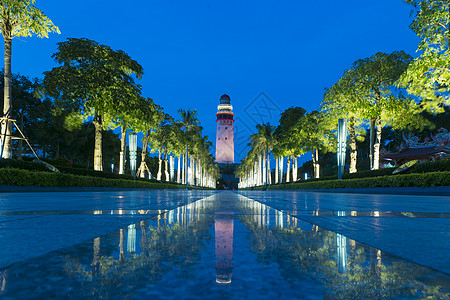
[337, 119, 347, 180]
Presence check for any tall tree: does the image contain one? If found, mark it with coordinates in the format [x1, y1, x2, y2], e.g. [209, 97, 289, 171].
[44, 38, 143, 171]
[294, 111, 335, 179]
[321, 73, 367, 173]
[398, 0, 449, 112]
[273, 107, 306, 182]
[347, 51, 413, 169]
[177, 109, 200, 185]
[0, 0, 59, 158]
[134, 98, 164, 178]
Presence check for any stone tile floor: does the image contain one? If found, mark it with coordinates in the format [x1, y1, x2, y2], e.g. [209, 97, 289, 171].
[0, 190, 217, 268]
[237, 190, 450, 275]
[0, 189, 448, 299]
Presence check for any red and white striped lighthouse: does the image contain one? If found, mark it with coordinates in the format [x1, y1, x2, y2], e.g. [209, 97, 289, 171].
[215, 94, 234, 164]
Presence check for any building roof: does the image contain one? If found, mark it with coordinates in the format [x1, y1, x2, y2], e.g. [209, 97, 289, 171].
[383, 145, 450, 160]
[220, 94, 231, 104]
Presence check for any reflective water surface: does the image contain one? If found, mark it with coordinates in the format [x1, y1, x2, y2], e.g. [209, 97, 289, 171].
[0, 193, 449, 299]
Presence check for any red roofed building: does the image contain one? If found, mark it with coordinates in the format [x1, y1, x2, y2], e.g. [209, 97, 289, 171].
[383, 128, 450, 165]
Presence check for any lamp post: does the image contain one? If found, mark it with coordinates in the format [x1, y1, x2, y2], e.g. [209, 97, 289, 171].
[169, 155, 175, 182]
[337, 119, 347, 180]
[129, 131, 137, 180]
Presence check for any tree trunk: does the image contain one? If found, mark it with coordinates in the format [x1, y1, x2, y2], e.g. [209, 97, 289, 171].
[181, 154, 185, 184]
[2, 37, 12, 159]
[190, 157, 194, 185]
[369, 119, 375, 170]
[157, 151, 162, 180]
[292, 156, 297, 182]
[286, 156, 291, 182]
[138, 131, 149, 178]
[91, 237, 101, 276]
[185, 147, 189, 185]
[177, 155, 181, 183]
[373, 117, 382, 170]
[279, 156, 284, 183]
[164, 149, 169, 181]
[258, 152, 262, 185]
[254, 160, 258, 186]
[262, 150, 267, 186]
[119, 123, 127, 174]
[348, 119, 357, 173]
[93, 110, 103, 171]
[275, 157, 279, 184]
[313, 149, 320, 178]
[267, 151, 271, 185]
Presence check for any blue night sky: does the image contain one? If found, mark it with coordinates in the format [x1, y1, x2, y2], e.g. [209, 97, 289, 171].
[8, 0, 419, 163]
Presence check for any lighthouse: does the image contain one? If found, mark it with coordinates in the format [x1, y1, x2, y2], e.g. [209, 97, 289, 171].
[215, 94, 234, 164]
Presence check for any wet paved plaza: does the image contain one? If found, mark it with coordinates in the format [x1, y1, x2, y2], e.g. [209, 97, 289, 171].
[0, 190, 449, 299]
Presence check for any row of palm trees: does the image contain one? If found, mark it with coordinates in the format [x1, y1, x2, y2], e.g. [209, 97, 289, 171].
[236, 108, 334, 188]
[131, 108, 220, 188]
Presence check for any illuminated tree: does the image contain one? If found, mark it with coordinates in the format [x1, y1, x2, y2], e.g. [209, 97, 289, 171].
[177, 109, 200, 185]
[0, 0, 59, 158]
[273, 107, 306, 182]
[294, 111, 335, 178]
[398, 0, 449, 112]
[43, 38, 143, 171]
[343, 51, 413, 169]
[133, 97, 164, 178]
[249, 123, 275, 186]
[148, 114, 174, 181]
[321, 75, 367, 173]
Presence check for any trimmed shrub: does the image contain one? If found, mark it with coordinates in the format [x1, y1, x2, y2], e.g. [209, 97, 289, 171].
[266, 171, 450, 190]
[343, 168, 394, 179]
[0, 168, 185, 189]
[0, 158, 48, 172]
[409, 159, 450, 174]
[0, 158, 180, 186]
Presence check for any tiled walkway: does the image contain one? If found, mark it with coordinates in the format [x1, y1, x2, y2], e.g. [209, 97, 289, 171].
[0, 189, 448, 298]
[237, 190, 450, 275]
[0, 190, 217, 268]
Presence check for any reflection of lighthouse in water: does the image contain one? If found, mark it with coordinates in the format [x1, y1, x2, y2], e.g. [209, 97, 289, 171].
[214, 213, 234, 284]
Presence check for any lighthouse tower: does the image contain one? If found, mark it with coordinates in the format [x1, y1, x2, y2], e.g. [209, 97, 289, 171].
[215, 94, 234, 164]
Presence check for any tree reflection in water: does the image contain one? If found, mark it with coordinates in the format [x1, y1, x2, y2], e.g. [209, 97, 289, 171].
[237, 195, 449, 299]
[0, 193, 448, 299]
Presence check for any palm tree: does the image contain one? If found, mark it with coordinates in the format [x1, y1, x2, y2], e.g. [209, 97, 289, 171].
[246, 123, 276, 187]
[148, 114, 174, 181]
[177, 109, 200, 186]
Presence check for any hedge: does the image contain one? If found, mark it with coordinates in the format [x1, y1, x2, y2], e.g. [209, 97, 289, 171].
[266, 171, 450, 190]
[408, 159, 450, 173]
[0, 168, 185, 189]
[288, 159, 450, 184]
[0, 158, 180, 185]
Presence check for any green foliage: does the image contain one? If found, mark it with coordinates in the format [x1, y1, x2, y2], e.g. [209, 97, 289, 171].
[294, 110, 335, 154]
[0, 71, 40, 121]
[0, 168, 186, 188]
[265, 171, 450, 189]
[0, 158, 47, 172]
[273, 106, 306, 157]
[398, 0, 449, 111]
[44, 38, 143, 118]
[343, 168, 394, 179]
[0, 0, 59, 39]
[408, 159, 450, 173]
